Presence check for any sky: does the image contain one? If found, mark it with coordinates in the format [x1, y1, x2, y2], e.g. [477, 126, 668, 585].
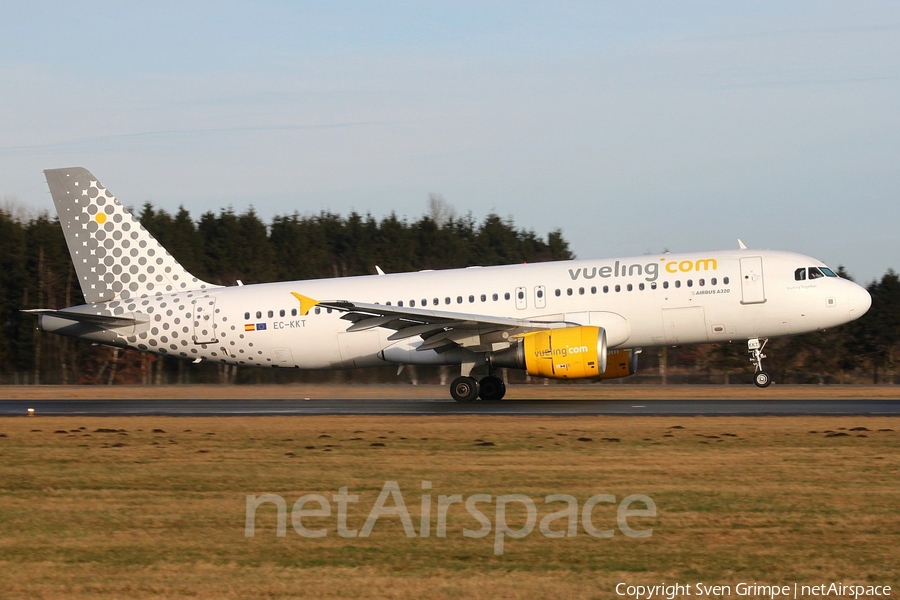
[1, 1, 898, 284]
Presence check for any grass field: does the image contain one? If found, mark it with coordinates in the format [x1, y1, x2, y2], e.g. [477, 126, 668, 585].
[0, 409, 898, 599]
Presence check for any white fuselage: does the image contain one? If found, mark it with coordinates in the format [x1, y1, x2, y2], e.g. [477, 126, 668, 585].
[45, 249, 871, 371]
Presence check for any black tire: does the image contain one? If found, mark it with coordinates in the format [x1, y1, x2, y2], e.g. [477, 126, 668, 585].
[450, 376, 480, 402]
[754, 371, 771, 388]
[479, 376, 507, 400]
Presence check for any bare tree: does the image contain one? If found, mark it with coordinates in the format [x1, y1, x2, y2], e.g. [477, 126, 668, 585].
[427, 193, 456, 228]
[1, 195, 33, 224]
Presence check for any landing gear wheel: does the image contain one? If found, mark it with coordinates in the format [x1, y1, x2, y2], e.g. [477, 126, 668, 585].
[479, 376, 506, 400]
[450, 376, 480, 402]
[754, 371, 771, 388]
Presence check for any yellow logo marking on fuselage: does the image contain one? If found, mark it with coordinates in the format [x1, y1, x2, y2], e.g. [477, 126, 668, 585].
[291, 292, 320, 316]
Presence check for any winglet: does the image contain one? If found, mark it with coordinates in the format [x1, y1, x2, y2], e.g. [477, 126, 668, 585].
[291, 292, 320, 316]
[738, 239, 747, 250]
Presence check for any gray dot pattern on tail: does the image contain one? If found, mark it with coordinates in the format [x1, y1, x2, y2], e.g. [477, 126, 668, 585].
[54, 169, 210, 302]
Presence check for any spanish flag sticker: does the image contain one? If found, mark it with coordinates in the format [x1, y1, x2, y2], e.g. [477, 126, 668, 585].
[244, 324, 255, 331]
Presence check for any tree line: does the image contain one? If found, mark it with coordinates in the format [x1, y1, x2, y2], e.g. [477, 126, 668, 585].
[0, 201, 897, 385]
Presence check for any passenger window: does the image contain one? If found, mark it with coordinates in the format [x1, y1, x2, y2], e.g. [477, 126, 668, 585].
[675, 281, 681, 288]
[698, 279, 705, 287]
[795, 268, 806, 281]
[536, 289, 543, 298]
[279, 309, 285, 317]
[432, 298, 438, 306]
[663, 281, 669, 289]
[603, 285, 609, 293]
[244, 312, 250, 320]
[291, 308, 297, 317]
[315, 307, 321, 315]
[639, 283, 645, 291]
[481, 294, 486, 302]
[398, 301, 404, 307]
[504, 292, 511, 300]
[687, 280, 693, 287]
[445, 297, 451, 304]
[591, 286, 597, 294]
[555, 289, 561, 297]
[410, 300, 415, 307]
[627, 284, 633, 292]
[492, 293, 499, 301]
[578, 287, 584, 295]
[724, 277, 730, 284]
[256, 311, 262, 319]
[651, 282, 657, 290]
[517, 291, 524, 300]
[567, 288, 573, 296]
[615, 285, 621, 292]
[711, 278, 717, 285]
[457, 296, 463, 304]
[469, 295, 475, 303]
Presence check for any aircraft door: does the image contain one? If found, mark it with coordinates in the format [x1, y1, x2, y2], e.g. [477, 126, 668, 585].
[272, 347, 295, 368]
[739, 257, 766, 305]
[662, 307, 708, 344]
[192, 298, 218, 344]
[338, 331, 384, 368]
[534, 285, 546, 309]
[515, 286, 527, 310]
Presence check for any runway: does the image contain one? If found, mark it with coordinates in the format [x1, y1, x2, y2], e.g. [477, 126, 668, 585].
[2, 398, 899, 416]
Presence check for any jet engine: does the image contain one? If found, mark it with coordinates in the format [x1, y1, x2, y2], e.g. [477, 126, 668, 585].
[491, 326, 608, 379]
[598, 349, 640, 379]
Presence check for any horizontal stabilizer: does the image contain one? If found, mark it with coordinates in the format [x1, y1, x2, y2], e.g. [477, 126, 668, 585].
[22, 309, 145, 328]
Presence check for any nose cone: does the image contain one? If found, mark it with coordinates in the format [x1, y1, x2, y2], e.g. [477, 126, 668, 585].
[848, 282, 872, 321]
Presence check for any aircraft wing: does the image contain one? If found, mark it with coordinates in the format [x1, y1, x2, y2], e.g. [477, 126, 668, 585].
[293, 293, 571, 352]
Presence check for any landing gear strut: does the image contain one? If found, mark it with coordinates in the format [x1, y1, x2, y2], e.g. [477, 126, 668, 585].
[748, 338, 771, 387]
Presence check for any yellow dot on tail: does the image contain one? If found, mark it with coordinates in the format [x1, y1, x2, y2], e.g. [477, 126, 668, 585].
[96, 213, 107, 224]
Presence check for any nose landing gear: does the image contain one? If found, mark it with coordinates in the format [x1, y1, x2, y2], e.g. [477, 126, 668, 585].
[748, 338, 771, 387]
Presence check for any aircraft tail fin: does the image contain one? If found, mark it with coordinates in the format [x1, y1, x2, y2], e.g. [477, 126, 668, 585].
[44, 167, 218, 304]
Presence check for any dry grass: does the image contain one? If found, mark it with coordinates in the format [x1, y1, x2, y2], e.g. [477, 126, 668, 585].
[2, 383, 900, 400]
[0, 415, 897, 598]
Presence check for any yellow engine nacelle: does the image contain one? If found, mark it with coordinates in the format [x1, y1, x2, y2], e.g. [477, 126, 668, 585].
[522, 326, 608, 379]
[598, 349, 639, 379]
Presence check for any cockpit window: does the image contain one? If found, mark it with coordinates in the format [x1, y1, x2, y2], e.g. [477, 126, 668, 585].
[798, 266, 838, 280]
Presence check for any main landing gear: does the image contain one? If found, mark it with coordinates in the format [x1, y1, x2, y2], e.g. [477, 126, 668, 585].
[449, 374, 507, 402]
[748, 338, 771, 388]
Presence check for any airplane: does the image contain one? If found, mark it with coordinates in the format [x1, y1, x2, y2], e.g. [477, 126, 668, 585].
[27, 167, 872, 401]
